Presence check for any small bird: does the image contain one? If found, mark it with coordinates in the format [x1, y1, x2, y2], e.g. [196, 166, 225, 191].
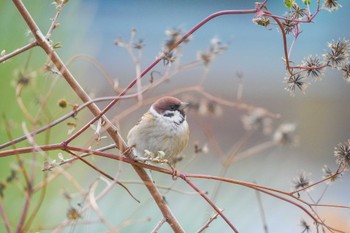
[127, 96, 190, 165]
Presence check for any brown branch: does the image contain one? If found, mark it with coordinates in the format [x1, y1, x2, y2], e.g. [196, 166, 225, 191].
[196, 212, 220, 233]
[1, 143, 348, 232]
[64, 149, 140, 203]
[0, 201, 11, 233]
[11, 0, 184, 231]
[181, 175, 239, 233]
[0, 41, 37, 64]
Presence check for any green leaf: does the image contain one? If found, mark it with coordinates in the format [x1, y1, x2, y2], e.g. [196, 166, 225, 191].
[302, 0, 311, 5]
[284, 0, 294, 8]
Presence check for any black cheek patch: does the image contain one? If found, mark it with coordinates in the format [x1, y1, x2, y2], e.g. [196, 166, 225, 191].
[164, 112, 175, 118]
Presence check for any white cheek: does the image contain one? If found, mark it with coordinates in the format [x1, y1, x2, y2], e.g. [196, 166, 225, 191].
[162, 110, 185, 126]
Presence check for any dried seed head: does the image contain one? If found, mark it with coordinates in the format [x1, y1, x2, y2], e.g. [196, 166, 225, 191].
[302, 55, 325, 79]
[197, 37, 227, 66]
[300, 219, 311, 233]
[282, 18, 297, 34]
[322, 165, 341, 182]
[284, 74, 309, 95]
[322, 0, 342, 12]
[323, 39, 350, 68]
[341, 63, 350, 81]
[241, 108, 272, 134]
[252, 16, 271, 27]
[67, 207, 81, 220]
[292, 171, 312, 191]
[334, 139, 350, 171]
[273, 123, 297, 145]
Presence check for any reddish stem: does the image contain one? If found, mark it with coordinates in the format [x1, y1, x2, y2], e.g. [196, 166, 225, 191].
[180, 175, 239, 233]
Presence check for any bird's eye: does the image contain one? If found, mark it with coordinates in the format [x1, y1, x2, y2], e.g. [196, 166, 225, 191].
[170, 104, 178, 110]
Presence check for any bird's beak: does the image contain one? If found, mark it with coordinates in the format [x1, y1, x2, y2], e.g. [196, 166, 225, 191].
[179, 102, 190, 110]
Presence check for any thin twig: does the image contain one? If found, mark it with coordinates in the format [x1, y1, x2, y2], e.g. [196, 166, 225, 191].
[0, 142, 348, 232]
[0, 200, 12, 233]
[255, 182, 269, 233]
[12, 0, 183, 230]
[151, 217, 167, 233]
[196, 212, 220, 233]
[0, 41, 37, 63]
[87, 180, 120, 233]
[64, 149, 140, 203]
[181, 175, 239, 233]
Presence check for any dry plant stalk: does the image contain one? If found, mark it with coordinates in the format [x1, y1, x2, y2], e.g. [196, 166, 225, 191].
[0, 0, 349, 232]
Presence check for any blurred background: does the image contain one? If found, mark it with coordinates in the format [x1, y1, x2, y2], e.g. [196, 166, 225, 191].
[1, 0, 349, 232]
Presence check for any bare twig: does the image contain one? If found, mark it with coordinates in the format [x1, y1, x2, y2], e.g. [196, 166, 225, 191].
[11, 0, 185, 231]
[181, 175, 239, 233]
[0, 201, 12, 233]
[0, 142, 348, 232]
[196, 212, 220, 233]
[87, 180, 120, 233]
[64, 149, 140, 203]
[0, 41, 37, 63]
[255, 183, 269, 233]
[151, 217, 167, 233]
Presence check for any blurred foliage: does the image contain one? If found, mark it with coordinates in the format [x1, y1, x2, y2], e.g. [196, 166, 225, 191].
[0, 1, 90, 230]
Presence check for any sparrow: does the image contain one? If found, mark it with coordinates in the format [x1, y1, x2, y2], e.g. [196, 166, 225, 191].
[127, 96, 190, 165]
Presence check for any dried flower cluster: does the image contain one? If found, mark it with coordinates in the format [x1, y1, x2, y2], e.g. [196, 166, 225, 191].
[322, 165, 341, 182]
[160, 28, 191, 65]
[252, 1, 347, 95]
[285, 38, 350, 95]
[300, 219, 311, 233]
[334, 139, 350, 171]
[341, 63, 350, 81]
[322, 0, 342, 12]
[285, 74, 309, 95]
[252, 16, 270, 28]
[288, 4, 307, 19]
[282, 17, 297, 35]
[302, 55, 325, 79]
[292, 171, 312, 191]
[185, 97, 223, 117]
[273, 123, 297, 146]
[241, 108, 272, 134]
[163, 28, 186, 52]
[197, 37, 228, 66]
[323, 39, 350, 68]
